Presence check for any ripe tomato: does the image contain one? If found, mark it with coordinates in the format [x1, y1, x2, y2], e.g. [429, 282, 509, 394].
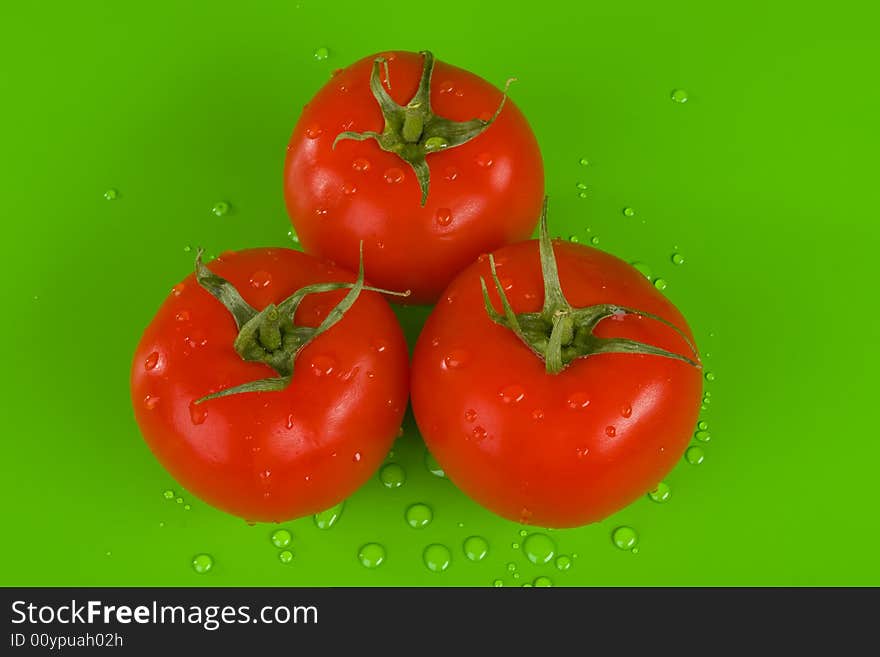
[411, 210, 702, 527]
[284, 50, 544, 304]
[131, 248, 409, 522]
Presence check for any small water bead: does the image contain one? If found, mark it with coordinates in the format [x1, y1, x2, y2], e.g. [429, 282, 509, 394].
[191, 554, 214, 574]
[623, 207, 635, 217]
[471, 426, 488, 441]
[425, 451, 445, 478]
[631, 262, 653, 279]
[313, 46, 329, 61]
[358, 543, 386, 569]
[305, 124, 323, 139]
[443, 350, 469, 369]
[435, 207, 453, 226]
[698, 420, 709, 430]
[579, 157, 590, 166]
[507, 562, 517, 572]
[310, 354, 336, 376]
[163, 489, 174, 500]
[384, 168, 405, 184]
[189, 402, 207, 425]
[612, 526, 639, 551]
[352, 158, 371, 172]
[589, 236, 599, 246]
[653, 278, 668, 291]
[342, 182, 357, 196]
[405, 503, 433, 529]
[475, 152, 493, 168]
[379, 463, 406, 488]
[279, 550, 294, 564]
[686, 446, 705, 465]
[249, 270, 273, 289]
[184, 504, 191, 511]
[511, 542, 519, 549]
[313, 501, 344, 529]
[648, 482, 671, 503]
[463, 536, 489, 561]
[576, 182, 588, 190]
[671, 88, 689, 103]
[532, 409, 545, 421]
[352, 451, 362, 463]
[144, 352, 160, 371]
[523, 533, 556, 565]
[103, 188, 118, 201]
[695, 430, 711, 442]
[533, 576, 553, 587]
[499, 384, 525, 404]
[493, 579, 504, 587]
[175, 310, 190, 322]
[212, 201, 230, 217]
[143, 394, 160, 410]
[423, 544, 452, 572]
[566, 393, 591, 410]
[671, 253, 685, 265]
[464, 409, 477, 422]
[271, 529, 292, 548]
[555, 555, 572, 571]
[183, 244, 192, 253]
[705, 371, 716, 382]
[569, 235, 580, 243]
[605, 425, 617, 437]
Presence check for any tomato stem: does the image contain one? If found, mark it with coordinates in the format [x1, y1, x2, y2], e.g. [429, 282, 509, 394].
[480, 199, 701, 375]
[332, 51, 516, 205]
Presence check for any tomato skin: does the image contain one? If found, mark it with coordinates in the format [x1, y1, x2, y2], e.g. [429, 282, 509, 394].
[130, 249, 409, 522]
[411, 240, 702, 528]
[284, 51, 545, 304]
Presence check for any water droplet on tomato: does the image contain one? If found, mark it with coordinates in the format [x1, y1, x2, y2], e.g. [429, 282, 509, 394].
[171, 283, 185, 297]
[534, 576, 553, 587]
[212, 201, 229, 217]
[352, 158, 371, 172]
[523, 533, 556, 564]
[279, 550, 294, 564]
[443, 350, 469, 369]
[695, 430, 711, 442]
[406, 503, 433, 528]
[191, 553, 213, 574]
[621, 405, 633, 418]
[305, 123, 323, 139]
[623, 207, 635, 217]
[352, 451, 362, 463]
[532, 409, 545, 421]
[612, 526, 639, 551]
[435, 207, 453, 226]
[314, 501, 344, 529]
[175, 310, 190, 322]
[285, 414, 295, 430]
[499, 384, 526, 404]
[648, 482, 671, 503]
[357, 543, 385, 568]
[463, 536, 489, 561]
[423, 544, 451, 572]
[605, 425, 617, 437]
[686, 446, 705, 465]
[144, 352, 160, 371]
[671, 252, 685, 265]
[189, 402, 207, 425]
[259, 469, 272, 481]
[438, 80, 455, 94]
[184, 330, 207, 349]
[342, 182, 357, 195]
[143, 394, 160, 410]
[379, 463, 406, 488]
[476, 152, 493, 168]
[248, 270, 272, 288]
[371, 339, 388, 353]
[103, 188, 118, 200]
[384, 167, 404, 184]
[313, 46, 329, 61]
[271, 529, 292, 548]
[653, 278, 668, 291]
[464, 409, 477, 422]
[310, 354, 336, 376]
[566, 393, 591, 410]
[425, 451, 445, 478]
[444, 166, 459, 181]
[555, 555, 572, 571]
[671, 88, 689, 103]
[575, 446, 590, 458]
[471, 426, 488, 441]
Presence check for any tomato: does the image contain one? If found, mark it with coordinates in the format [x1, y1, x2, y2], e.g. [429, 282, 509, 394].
[130, 248, 409, 522]
[284, 50, 545, 304]
[411, 209, 702, 527]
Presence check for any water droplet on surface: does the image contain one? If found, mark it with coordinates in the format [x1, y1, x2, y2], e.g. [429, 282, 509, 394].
[578, 191, 588, 199]
[533, 576, 553, 587]
[184, 504, 191, 511]
[143, 394, 160, 410]
[612, 526, 639, 551]
[279, 550, 294, 564]
[579, 157, 590, 166]
[671, 252, 685, 265]
[171, 283, 185, 297]
[671, 88, 689, 103]
[144, 352, 160, 371]
[103, 188, 118, 201]
[555, 555, 572, 571]
[163, 489, 174, 500]
[576, 182, 588, 190]
[384, 168, 405, 184]
[212, 201, 229, 217]
[698, 420, 709, 431]
[189, 402, 207, 425]
[705, 371, 716, 382]
[621, 405, 633, 418]
[686, 446, 705, 465]
[532, 409, 545, 421]
[175, 310, 190, 322]
[590, 236, 600, 245]
[605, 425, 617, 437]
[405, 503, 433, 529]
[471, 426, 488, 441]
[271, 529, 292, 548]
[424, 544, 451, 572]
[444, 166, 459, 181]
[342, 182, 357, 195]
[176, 497, 184, 504]
[569, 235, 580, 243]
[352, 451, 362, 463]
[507, 562, 517, 572]
[499, 384, 526, 404]
[631, 262, 652, 279]
[464, 409, 477, 422]
[305, 124, 323, 139]
[313, 501, 344, 529]
[379, 463, 406, 488]
[435, 207, 453, 226]
[313, 46, 329, 61]
[192, 553, 214, 574]
[566, 393, 591, 410]
[310, 354, 336, 376]
[623, 207, 635, 217]
[476, 152, 493, 168]
[653, 278, 668, 291]
[358, 543, 385, 568]
[523, 533, 556, 565]
[648, 482, 671, 503]
[493, 579, 504, 587]
[464, 536, 489, 561]
[443, 350, 469, 369]
[352, 158, 371, 172]
[425, 451, 445, 478]
[695, 430, 711, 442]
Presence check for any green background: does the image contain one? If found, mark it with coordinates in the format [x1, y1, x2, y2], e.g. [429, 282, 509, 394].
[2, 0, 877, 586]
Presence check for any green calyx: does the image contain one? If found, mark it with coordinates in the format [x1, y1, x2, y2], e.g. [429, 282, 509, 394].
[194, 245, 410, 402]
[333, 50, 516, 205]
[481, 199, 701, 375]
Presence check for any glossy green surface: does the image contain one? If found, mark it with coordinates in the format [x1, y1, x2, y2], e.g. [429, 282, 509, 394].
[2, 1, 877, 586]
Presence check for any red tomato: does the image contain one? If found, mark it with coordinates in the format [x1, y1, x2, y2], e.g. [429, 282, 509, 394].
[131, 248, 409, 522]
[411, 226, 702, 528]
[284, 50, 544, 304]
